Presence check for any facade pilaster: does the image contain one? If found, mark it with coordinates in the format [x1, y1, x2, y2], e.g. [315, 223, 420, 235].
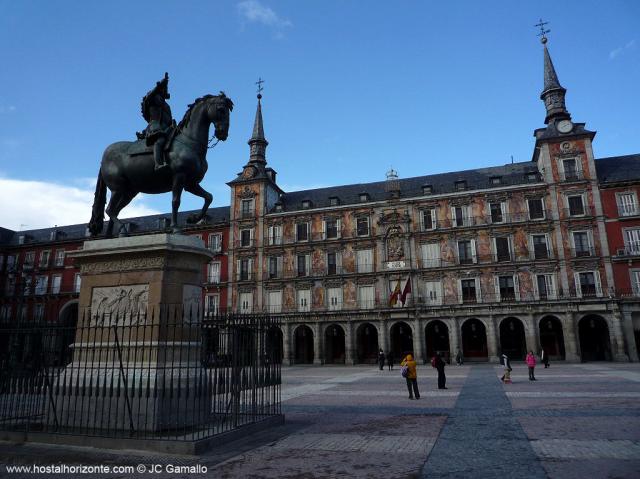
[414, 317, 426, 364]
[621, 310, 639, 362]
[282, 322, 292, 365]
[486, 315, 499, 362]
[563, 311, 579, 361]
[344, 321, 355, 365]
[379, 318, 388, 354]
[313, 322, 322, 364]
[610, 308, 630, 362]
[524, 314, 538, 353]
[448, 317, 460, 359]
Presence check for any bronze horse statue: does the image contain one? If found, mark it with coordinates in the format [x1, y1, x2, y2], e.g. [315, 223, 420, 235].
[88, 93, 233, 237]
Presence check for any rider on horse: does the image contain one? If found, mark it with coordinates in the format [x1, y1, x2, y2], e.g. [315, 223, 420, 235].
[137, 72, 174, 170]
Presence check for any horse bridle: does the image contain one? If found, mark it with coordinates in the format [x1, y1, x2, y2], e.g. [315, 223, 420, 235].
[176, 97, 225, 150]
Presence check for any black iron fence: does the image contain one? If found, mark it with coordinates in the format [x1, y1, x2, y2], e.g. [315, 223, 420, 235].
[0, 308, 281, 443]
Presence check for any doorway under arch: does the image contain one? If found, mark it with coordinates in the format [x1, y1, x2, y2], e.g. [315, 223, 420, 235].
[579, 315, 612, 361]
[539, 316, 565, 360]
[266, 326, 283, 363]
[390, 321, 414, 360]
[499, 317, 527, 360]
[461, 318, 488, 361]
[425, 320, 450, 362]
[324, 324, 345, 364]
[294, 325, 314, 364]
[356, 323, 378, 364]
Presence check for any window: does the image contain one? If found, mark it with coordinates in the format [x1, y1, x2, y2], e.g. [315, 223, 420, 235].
[562, 158, 581, 181]
[297, 289, 311, 312]
[73, 273, 81, 293]
[268, 256, 283, 279]
[240, 199, 254, 218]
[535, 274, 556, 300]
[208, 234, 222, 253]
[267, 224, 282, 245]
[39, 251, 51, 268]
[297, 254, 311, 277]
[423, 281, 442, 306]
[296, 222, 309, 242]
[23, 252, 35, 270]
[460, 279, 478, 303]
[575, 271, 602, 298]
[624, 229, 640, 254]
[35, 275, 48, 295]
[207, 262, 221, 283]
[496, 276, 517, 302]
[324, 218, 341, 239]
[6, 255, 16, 271]
[494, 237, 511, 262]
[327, 251, 342, 275]
[527, 172, 539, 183]
[327, 287, 342, 311]
[490, 177, 502, 185]
[51, 275, 62, 294]
[240, 228, 253, 247]
[0, 305, 10, 321]
[356, 217, 370, 236]
[359, 193, 369, 202]
[422, 185, 433, 195]
[22, 276, 33, 296]
[567, 195, 585, 216]
[239, 292, 253, 313]
[490, 202, 505, 223]
[18, 235, 25, 245]
[631, 271, 640, 296]
[421, 243, 440, 268]
[54, 250, 65, 267]
[329, 196, 340, 206]
[455, 180, 467, 191]
[457, 240, 476, 265]
[301, 200, 311, 209]
[205, 294, 220, 316]
[5, 275, 16, 296]
[268, 291, 282, 313]
[452, 206, 470, 227]
[34, 304, 44, 321]
[527, 198, 545, 220]
[237, 258, 253, 281]
[572, 231, 592, 257]
[531, 234, 549, 260]
[421, 209, 436, 231]
[356, 249, 373, 273]
[358, 285, 375, 309]
[618, 192, 638, 217]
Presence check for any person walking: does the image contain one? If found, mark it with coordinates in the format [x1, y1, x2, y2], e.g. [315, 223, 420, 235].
[541, 348, 550, 368]
[526, 350, 537, 381]
[400, 353, 420, 400]
[387, 351, 394, 371]
[434, 352, 447, 389]
[455, 349, 463, 366]
[378, 349, 386, 371]
[500, 352, 512, 384]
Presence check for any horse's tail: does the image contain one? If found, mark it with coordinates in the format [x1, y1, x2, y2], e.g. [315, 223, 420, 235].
[88, 170, 107, 236]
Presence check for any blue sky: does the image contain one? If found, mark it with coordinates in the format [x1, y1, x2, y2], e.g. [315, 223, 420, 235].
[0, 0, 638, 229]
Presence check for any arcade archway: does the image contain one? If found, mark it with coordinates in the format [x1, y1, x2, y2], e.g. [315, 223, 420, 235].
[461, 318, 488, 361]
[356, 323, 379, 364]
[324, 324, 345, 364]
[425, 320, 450, 362]
[539, 316, 565, 360]
[390, 321, 414, 360]
[499, 317, 526, 360]
[293, 325, 314, 364]
[266, 326, 283, 363]
[579, 315, 612, 361]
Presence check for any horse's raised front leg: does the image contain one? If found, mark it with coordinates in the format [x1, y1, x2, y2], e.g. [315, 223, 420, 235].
[171, 173, 186, 233]
[185, 183, 213, 225]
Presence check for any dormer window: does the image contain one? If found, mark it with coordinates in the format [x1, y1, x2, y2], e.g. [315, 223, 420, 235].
[274, 202, 283, 212]
[329, 196, 340, 206]
[527, 172, 538, 183]
[422, 185, 433, 195]
[490, 177, 501, 186]
[18, 235, 26, 245]
[49, 230, 58, 241]
[301, 200, 311, 209]
[455, 180, 467, 191]
[359, 193, 370, 203]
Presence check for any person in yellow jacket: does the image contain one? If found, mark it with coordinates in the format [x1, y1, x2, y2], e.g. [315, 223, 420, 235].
[400, 353, 420, 400]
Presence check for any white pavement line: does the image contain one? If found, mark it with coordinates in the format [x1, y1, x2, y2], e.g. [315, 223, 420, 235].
[281, 384, 336, 401]
[531, 439, 640, 459]
[308, 390, 459, 397]
[506, 392, 640, 398]
[577, 365, 640, 383]
[271, 433, 434, 454]
[323, 371, 381, 383]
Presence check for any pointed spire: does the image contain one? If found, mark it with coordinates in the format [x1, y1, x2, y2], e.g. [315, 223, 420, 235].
[248, 78, 268, 164]
[537, 23, 571, 125]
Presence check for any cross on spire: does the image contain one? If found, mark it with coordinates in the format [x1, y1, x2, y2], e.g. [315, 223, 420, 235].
[535, 18, 550, 44]
[255, 77, 264, 98]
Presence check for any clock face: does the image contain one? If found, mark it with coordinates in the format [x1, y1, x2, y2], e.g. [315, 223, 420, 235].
[557, 120, 573, 133]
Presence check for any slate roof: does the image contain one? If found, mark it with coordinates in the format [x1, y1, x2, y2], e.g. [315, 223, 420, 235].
[595, 154, 640, 184]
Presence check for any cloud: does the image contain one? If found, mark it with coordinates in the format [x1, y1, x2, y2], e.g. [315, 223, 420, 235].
[0, 176, 160, 230]
[237, 1, 292, 31]
[609, 39, 636, 60]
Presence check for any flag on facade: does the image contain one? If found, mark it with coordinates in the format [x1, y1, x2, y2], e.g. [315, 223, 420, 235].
[389, 279, 402, 306]
[400, 277, 412, 306]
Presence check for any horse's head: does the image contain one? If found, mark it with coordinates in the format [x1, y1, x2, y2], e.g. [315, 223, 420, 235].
[207, 92, 234, 141]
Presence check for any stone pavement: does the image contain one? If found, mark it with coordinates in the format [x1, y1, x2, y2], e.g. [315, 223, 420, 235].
[0, 363, 639, 478]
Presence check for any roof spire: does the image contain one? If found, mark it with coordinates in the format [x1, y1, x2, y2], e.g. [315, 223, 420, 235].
[536, 20, 571, 125]
[248, 77, 268, 164]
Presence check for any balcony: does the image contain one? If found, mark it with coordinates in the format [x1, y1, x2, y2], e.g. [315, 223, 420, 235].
[326, 264, 344, 275]
[618, 204, 640, 217]
[236, 272, 254, 281]
[263, 270, 283, 280]
[562, 205, 594, 218]
[570, 247, 596, 258]
[355, 263, 375, 274]
[235, 238, 255, 248]
[206, 275, 221, 284]
[239, 209, 255, 220]
[562, 170, 585, 182]
[615, 242, 640, 257]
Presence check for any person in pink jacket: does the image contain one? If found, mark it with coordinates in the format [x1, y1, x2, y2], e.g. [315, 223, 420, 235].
[526, 350, 537, 381]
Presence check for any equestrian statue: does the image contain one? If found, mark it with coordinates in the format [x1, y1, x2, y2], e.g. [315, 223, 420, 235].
[88, 73, 233, 237]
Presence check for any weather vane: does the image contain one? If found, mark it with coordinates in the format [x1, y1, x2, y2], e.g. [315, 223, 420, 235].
[535, 18, 550, 44]
[256, 77, 264, 98]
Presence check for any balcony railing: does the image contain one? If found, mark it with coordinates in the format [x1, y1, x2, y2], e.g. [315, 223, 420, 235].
[355, 263, 375, 273]
[618, 204, 640, 217]
[236, 272, 254, 281]
[562, 170, 585, 182]
[239, 209, 255, 219]
[616, 242, 640, 257]
[235, 238, 255, 248]
[562, 205, 595, 218]
[570, 247, 596, 258]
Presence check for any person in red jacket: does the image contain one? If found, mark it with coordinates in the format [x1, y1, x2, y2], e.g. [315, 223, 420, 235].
[526, 350, 537, 381]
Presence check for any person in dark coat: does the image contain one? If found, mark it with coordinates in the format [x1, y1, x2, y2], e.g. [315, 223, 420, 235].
[387, 351, 394, 370]
[378, 349, 386, 370]
[541, 348, 550, 368]
[435, 352, 447, 389]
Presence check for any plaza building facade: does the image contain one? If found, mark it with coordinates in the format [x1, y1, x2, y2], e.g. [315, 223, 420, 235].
[1, 38, 639, 364]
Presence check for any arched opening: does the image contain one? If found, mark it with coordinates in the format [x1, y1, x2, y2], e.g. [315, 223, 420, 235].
[266, 326, 283, 364]
[294, 325, 314, 364]
[390, 321, 414, 360]
[425, 320, 450, 362]
[539, 316, 565, 360]
[47, 300, 78, 367]
[356, 323, 378, 364]
[499, 317, 527, 360]
[579, 315, 612, 361]
[324, 324, 345, 364]
[461, 318, 488, 361]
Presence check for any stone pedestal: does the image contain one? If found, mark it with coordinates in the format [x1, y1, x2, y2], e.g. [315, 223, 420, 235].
[48, 234, 213, 433]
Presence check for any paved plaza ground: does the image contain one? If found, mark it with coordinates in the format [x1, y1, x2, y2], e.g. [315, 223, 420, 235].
[1, 362, 639, 478]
